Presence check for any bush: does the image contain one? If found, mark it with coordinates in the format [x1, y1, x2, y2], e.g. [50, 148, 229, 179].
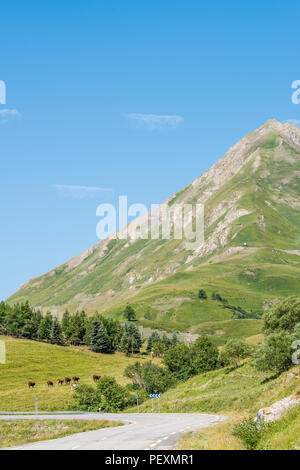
[191, 336, 219, 373]
[163, 344, 193, 381]
[263, 297, 300, 334]
[141, 362, 176, 394]
[73, 376, 134, 412]
[97, 376, 133, 411]
[253, 330, 293, 374]
[72, 384, 102, 411]
[124, 361, 175, 394]
[233, 417, 267, 450]
[198, 289, 207, 300]
[219, 338, 252, 368]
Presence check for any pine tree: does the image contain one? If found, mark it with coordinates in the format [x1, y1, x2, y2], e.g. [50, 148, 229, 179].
[62, 310, 70, 337]
[171, 332, 179, 345]
[89, 315, 111, 353]
[37, 312, 53, 341]
[123, 305, 136, 321]
[50, 318, 64, 345]
[67, 311, 87, 345]
[120, 323, 142, 355]
[146, 331, 160, 352]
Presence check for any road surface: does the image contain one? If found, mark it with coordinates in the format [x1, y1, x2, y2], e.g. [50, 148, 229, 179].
[0, 412, 226, 450]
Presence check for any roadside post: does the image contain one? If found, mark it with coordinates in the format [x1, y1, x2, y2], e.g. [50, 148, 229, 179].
[135, 395, 139, 413]
[149, 394, 161, 413]
[35, 397, 38, 415]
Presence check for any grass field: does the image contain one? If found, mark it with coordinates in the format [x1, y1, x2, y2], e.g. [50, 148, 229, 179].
[0, 419, 121, 448]
[0, 335, 159, 412]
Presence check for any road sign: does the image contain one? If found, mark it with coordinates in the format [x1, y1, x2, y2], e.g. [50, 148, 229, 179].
[135, 395, 139, 413]
[149, 394, 161, 398]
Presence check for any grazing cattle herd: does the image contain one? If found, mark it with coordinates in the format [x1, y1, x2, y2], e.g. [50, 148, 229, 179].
[27, 375, 101, 389]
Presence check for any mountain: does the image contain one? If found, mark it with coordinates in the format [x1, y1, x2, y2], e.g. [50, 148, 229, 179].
[8, 119, 300, 341]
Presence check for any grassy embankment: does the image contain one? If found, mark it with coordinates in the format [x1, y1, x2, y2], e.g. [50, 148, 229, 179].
[0, 420, 122, 447]
[0, 419, 122, 448]
[127, 343, 300, 450]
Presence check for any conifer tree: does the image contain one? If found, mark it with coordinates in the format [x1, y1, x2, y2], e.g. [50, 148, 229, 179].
[62, 310, 71, 337]
[50, 317, 64, 345]
[89, 315, 111, 353]
[37, 311, 53, 341]
[120, 323, 142, 355]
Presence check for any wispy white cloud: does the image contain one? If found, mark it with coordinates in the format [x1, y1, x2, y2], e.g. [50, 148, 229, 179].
[53, 184, 114, 199]
[123, 113, 184, 130]
[284, 119, 300, 127]
[0, 109, 21, 124]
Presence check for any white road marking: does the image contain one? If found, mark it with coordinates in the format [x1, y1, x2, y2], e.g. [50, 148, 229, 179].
[0, 412, 227, 450]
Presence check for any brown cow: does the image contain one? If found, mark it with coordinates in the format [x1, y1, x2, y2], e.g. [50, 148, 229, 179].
[57, 379, 64, 385]
[65, 377, 71, 384]
[28, 381, 35, 388]
[47, 380, 54, 387]
[93, 375, 101, 382]
[72, 376, 80, 383]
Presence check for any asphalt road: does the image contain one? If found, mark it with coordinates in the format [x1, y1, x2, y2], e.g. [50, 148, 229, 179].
[0, 412, 226, 450]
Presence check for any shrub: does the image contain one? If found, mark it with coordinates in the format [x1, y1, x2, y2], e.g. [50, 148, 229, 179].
[219, 338, 252, 368]
[73, 376, 133, 412]
[96, 376, 133, 411]
[72, 384, 102, 411]
[191, 336, 219, 373]
[124, 361, 175, 394]
[198, 289, 207, 300]
[263, 297, 300, 334]
[253, 330, 293, 374]
[141, 362, 176, 394]
[233, 417, 267, 450]
[163, 344, 193, 381]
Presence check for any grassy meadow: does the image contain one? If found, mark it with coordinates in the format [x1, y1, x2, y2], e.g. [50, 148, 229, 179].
[0, 335, 159, 412]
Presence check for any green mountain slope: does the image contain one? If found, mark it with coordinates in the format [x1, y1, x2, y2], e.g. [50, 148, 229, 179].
[8, 119, 300, 339]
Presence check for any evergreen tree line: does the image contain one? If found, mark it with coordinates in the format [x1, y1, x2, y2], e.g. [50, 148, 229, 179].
[0, 301, 143, 354]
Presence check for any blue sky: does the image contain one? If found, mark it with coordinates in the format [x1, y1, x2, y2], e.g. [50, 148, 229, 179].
[1, 0, 300, 299]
